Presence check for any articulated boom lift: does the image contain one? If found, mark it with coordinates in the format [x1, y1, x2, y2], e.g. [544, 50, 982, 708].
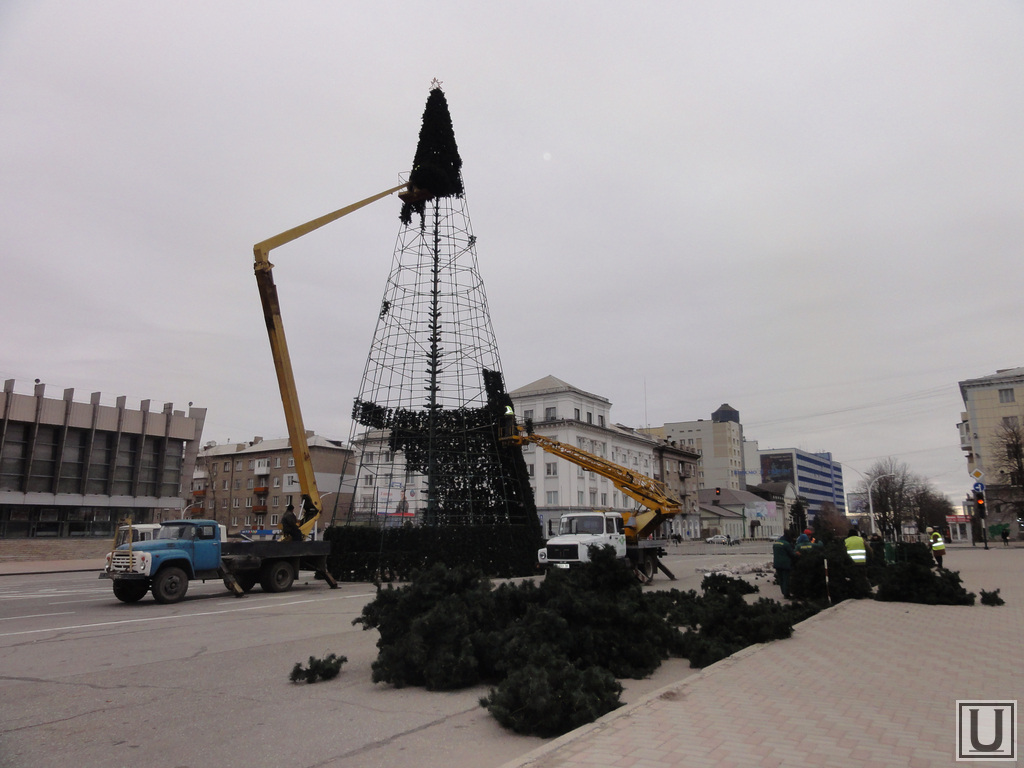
[253, 182, 429, 538]
[503, 426, 682, 543]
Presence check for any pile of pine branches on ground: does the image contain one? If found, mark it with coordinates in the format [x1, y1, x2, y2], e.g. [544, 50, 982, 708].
[353, 546, 815, 736]
[791, 540, 981, 607]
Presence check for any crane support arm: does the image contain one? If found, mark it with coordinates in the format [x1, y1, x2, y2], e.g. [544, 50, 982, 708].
[505, 428, 682, 541]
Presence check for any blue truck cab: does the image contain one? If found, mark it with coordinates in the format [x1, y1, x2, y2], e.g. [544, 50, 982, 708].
[100, 519, 336, 604]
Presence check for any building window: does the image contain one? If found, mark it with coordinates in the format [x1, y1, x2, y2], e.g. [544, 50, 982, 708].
[232, 498, 240, 508]
[587, 412, 593, 424]
[364, 475, 374, 486]
[598, 415, 605, 427]
[223, 461, 230, 471]
[526, 464, 534, 477]
[601, 493, 608, 506]
[245, 497, 252, 508]
[578, 491, 584, 505]
[272, 496, 279, 507]
[248, 460, 254, 470]
[590, 490, 597, 505]
[544, 407, 556, 420]
[236, 460, 243, 471]
[271, 514, 279, 525]
[546, 491, 559, 505]
[231, 516, 238, 526]
[246, 478, 254, 489]
[288, 457, 295, 467]
[574, 408, 581, 420]
[274, 457, 282, 468]
[999, 388, 1015, 403]
[545, 462, 558, 477]
[523, 409, 533, 421]
[1003, 416, 1019, 429]
[273, 477, 280, 488]
[222, 480, 229, 490]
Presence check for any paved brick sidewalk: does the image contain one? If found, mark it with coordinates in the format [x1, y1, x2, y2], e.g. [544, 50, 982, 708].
[502, 547, 1023, 768]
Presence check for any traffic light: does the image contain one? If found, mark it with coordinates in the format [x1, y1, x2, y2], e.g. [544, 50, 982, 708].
[715, 487, 721, 496]
[974, 491, 986, 518]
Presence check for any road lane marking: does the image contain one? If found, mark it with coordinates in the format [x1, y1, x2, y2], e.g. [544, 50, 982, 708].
[0, 611, 75, 622]
[0, 591, 375, 638]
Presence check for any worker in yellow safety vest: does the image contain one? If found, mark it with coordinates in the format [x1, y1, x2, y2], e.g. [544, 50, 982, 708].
[926, 526, 946, 569]
[844, 528, 868, 565]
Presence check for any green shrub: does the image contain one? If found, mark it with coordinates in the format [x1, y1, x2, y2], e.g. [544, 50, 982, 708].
[353, 562, 504, 689]
[874, 562, 976, 605]
[643, 575, 816, 668]
[980, 589, 1005, 606]
[289, 653, 347, 683]
[480, 659, 622, 737]
[790, 542, 872, 604]
[356, 550, 811, 736]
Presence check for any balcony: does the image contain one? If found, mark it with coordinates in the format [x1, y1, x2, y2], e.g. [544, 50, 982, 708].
[252, 505, 268, 513]
[193, 488, 207, 497]
[254, 486, 269, 495]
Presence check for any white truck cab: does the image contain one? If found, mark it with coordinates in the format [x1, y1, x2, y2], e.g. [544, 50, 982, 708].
[538, 511, 627, 568]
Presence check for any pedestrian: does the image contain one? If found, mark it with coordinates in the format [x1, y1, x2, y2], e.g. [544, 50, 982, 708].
[773, 531, 796, 599]
[844, 528, 867, 566]
[868, 533, 885, 564]
[926, 527, 945, 568]
[796, 528, 814, 554]
[1001, 528, 1010, 547]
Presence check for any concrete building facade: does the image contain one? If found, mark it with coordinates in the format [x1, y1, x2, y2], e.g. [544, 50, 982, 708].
[655, 404, 746, 492]
[959, 367, 1024, 481]
[0, 379, 206, 538]
[192, 434, 354, 536]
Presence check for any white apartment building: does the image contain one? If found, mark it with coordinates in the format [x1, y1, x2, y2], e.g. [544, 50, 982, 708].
[509, 376, 677, 538]
[959, 367, 1024, 481]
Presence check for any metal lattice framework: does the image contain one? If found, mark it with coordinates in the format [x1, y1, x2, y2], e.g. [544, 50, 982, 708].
[344, 186, 534, 527]
[362, 192, 500, 414]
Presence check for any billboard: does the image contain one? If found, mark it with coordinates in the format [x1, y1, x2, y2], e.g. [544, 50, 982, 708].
[761, 453, 795, 484]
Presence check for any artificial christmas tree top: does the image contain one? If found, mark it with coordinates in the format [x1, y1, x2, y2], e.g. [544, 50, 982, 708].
[400, 82, 464, 226]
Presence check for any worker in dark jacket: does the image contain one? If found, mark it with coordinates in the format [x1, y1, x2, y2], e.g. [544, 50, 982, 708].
[773, 531, 797, 599]
[281, 504, 305, 542]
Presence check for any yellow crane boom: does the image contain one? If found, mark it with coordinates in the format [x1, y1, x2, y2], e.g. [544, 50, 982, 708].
[503, 426, 682, 542]
[253, 182, 429, 537]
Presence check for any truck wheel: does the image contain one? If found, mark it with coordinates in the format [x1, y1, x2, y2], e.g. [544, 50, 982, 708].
[234, 573, 258, 593]
[112, 581, 149, 603]
[260, 560, 295, 593]
[152, 566, 189, 604]
[634, 555, 655, 585]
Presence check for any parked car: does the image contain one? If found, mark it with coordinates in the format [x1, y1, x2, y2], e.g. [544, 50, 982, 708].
[706, 534, 738, 545]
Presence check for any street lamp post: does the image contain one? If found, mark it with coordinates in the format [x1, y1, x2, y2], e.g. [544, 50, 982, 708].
[867, 474, 895, 538]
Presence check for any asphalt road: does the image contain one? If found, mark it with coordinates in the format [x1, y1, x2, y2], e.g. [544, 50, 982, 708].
[0, 548, 772, 768]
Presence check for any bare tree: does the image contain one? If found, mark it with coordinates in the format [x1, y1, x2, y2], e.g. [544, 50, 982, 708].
[907, 485, 954, 534]
[861, 458, 917, 538]
[814, 501, 848, 540]
[989, 421, 1024, 489]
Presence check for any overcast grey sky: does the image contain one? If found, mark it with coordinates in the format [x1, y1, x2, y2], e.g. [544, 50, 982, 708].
[2, 2, 1022, 503]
